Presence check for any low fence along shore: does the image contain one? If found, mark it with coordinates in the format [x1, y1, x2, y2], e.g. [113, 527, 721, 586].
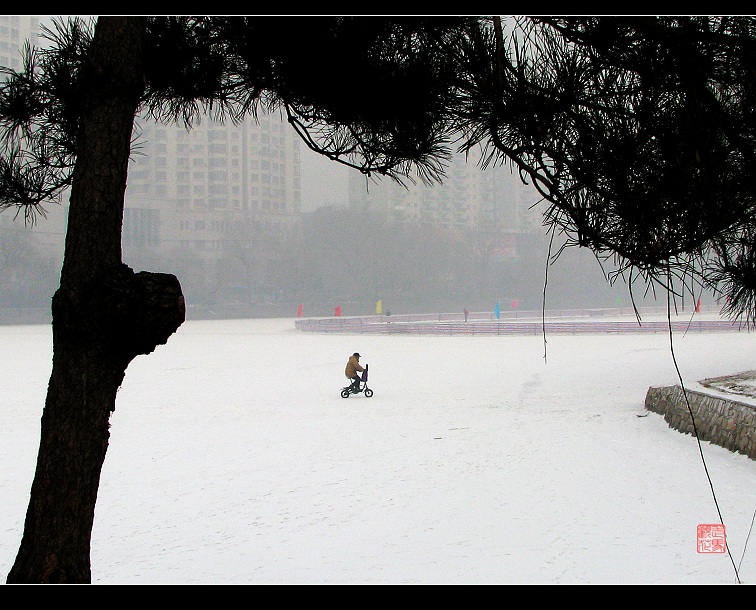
[294, 307, 743, 336]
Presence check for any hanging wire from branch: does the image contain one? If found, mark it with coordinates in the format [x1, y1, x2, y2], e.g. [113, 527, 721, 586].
[664, 267, 741, 583]
[540, 223, 556, 364]
[738, 508, 755, 575]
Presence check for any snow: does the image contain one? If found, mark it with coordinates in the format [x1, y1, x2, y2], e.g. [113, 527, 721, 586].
[1, 315, 755, 584]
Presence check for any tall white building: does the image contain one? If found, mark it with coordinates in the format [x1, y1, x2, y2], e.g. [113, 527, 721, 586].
[123, 113, 303, 305]
[0, 16, 67, 318]
[348, 149, 543, 260]
[0, 16, 306, 312]
[0, 15, 39, 70]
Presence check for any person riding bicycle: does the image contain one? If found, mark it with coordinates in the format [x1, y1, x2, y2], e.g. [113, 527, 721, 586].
[345, 352, 365, 393]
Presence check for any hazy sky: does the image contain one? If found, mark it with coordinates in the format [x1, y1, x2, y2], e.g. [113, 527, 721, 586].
[299, 143, 351, 212]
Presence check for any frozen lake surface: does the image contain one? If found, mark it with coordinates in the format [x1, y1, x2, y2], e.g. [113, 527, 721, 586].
[1, 316, 754, 584]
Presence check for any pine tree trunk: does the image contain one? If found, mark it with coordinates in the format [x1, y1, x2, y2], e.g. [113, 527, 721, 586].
[7, 17, 184, 584]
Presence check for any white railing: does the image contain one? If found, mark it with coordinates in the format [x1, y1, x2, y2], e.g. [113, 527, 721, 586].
[294, 306, 746, 335]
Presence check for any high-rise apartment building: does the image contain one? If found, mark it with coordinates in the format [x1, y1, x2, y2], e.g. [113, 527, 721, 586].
[124, 114, 303, 305]
[0, 16, 306, 312]
[348, 149, 542, 259]
[0, 16, 67, 317]
[0, 15, 39, 70]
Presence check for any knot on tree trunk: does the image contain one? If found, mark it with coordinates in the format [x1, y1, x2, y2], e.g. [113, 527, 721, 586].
[54, 263, 186, 360]
[127, 269, 186, 353]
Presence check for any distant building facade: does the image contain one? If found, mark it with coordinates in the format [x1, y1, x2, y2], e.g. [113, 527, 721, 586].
[124, 114, 304, 306]
[0, 16, 67, 315]
[347, 150, 543, 261]
[0, 16, 306, 312]
[0, 15, 39, 70]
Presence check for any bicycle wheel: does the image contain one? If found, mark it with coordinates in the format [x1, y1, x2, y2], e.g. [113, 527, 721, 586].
[341, 389, 351, 398]
[364, 388, 374, 397]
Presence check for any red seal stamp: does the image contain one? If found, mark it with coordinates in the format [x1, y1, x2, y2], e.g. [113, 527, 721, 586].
[697, 524, 726, 553]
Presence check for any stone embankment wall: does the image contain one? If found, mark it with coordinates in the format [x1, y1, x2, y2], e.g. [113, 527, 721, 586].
[644, 386, 756, 460]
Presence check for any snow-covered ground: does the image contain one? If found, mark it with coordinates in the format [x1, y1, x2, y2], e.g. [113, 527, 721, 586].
[1, 316, 754, 584]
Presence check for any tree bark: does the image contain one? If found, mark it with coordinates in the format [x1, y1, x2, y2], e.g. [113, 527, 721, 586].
[7, 17, 185, 584]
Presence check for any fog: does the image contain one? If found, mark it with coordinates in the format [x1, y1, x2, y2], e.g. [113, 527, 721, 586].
[0, 152, 715, 326]
[277, 145, 714, 320]
[301, 146, 350, 212]
[0, 17, 718, 324]
[0, 129, 717, 325]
